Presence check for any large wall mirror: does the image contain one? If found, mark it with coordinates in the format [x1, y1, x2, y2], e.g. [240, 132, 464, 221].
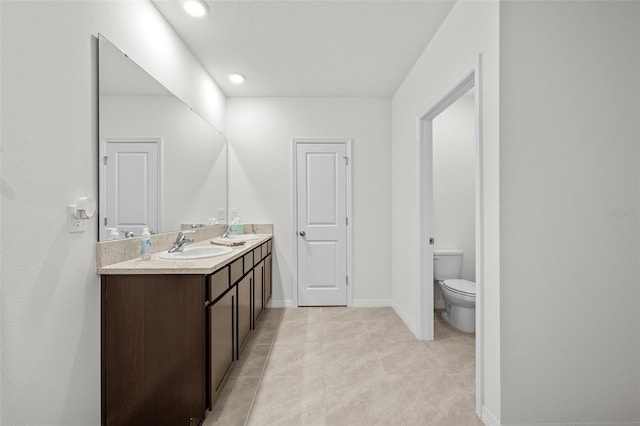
[98, 35, 227, 241]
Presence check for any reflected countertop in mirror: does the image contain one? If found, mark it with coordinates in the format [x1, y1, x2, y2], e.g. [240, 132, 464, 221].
[98, 34, 227, 241]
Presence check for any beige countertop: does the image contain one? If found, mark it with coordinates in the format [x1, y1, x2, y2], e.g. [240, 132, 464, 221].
[97, 233, 272, 275]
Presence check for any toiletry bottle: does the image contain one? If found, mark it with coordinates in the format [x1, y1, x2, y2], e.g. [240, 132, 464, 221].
[107, 228, 119, 240]
[141, 227, 151, 261]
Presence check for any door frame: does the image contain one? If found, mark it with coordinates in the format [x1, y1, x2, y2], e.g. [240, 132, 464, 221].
[292, 138, 353, 307]
[99, 137, 163, 241]
[416, 55, 484, 416]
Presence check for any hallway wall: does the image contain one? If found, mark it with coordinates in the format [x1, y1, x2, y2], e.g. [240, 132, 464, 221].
[499, 1, 640, 422]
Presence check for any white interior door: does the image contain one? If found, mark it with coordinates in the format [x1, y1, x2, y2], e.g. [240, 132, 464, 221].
[296, 142, 348, 306]
[102, 139, 160, 239]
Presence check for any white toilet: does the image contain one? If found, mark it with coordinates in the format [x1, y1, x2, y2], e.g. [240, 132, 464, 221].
[433, 249, 476, 333]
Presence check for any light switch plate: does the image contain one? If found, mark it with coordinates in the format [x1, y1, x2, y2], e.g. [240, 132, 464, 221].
[218, 208, 226, 221]
[230, 208, 239, 220]
[68, 205, 86, 233]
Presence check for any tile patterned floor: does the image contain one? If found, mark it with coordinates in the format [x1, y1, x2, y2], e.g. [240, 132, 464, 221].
[203, 307, 481, 426]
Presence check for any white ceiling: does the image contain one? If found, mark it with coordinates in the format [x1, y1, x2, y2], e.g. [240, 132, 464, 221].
[151, 0, 456, 97]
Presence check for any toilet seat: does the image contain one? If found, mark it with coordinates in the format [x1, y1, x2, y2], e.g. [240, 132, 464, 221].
[442, 279, 475, 297]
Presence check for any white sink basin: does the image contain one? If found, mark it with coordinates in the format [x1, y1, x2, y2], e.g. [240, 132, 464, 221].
[159, 245, 233, 260]
[221, 234, 262, 242]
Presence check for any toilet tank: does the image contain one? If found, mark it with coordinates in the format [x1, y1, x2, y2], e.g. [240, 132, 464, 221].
[433, 249, 463, 280]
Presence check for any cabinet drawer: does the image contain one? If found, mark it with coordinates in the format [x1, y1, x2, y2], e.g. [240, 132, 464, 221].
[208, 267, 229, 302]
[253, 246, 262, 266]
[261, 243, 268, 258]
[230, 258, 243, 284]
[267, 240, 272, 254]
[243, 252, 254, 274]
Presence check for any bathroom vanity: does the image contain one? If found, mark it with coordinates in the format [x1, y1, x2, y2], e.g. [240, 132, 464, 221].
[97, 228, 272, 426]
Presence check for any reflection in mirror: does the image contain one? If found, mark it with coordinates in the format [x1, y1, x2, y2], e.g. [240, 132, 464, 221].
[98, 35, 227, 241]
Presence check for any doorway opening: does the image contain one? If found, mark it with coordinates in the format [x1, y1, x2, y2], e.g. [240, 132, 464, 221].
[416, 56, 483, 416]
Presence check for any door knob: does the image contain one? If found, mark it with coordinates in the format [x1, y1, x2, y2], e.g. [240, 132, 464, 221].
[299, 231, 306, 237]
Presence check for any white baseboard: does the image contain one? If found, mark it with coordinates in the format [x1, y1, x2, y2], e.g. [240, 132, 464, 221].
[268, 299, 395, 309]
[482, 406, 500, 426]
[391, 299, 417, 335]
[351, 299, 392, 307]
[267, 299, 295, 308]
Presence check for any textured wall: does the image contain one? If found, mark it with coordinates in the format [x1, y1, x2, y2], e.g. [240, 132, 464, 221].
[0, 1, 225, 423]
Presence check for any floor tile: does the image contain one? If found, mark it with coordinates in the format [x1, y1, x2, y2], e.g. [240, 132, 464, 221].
[357, 307, 401, 322]
[207, 307, 477, 425]
[321, 306, 362, 322]
[206, 377, 259, 426]
[273, 321, 323, 345]
[374, 342, 442, 375]
[387, 373, 480, 426]
[424, 335, 475, 375]
[448, 371, 477, 405]
[323, 342, 385, 377]
[246, 376, 325, 426]
[246, 320, 278, 345]
[281, 307, 322, 323]
[230, 343, 270, 378]
[324, 374, 405, 426]
[263, 342, 323, 377]
[257, 307, 285, 323]
[434, 317, 469, 340]
[365, 319, 419, 344]
[322, 320, 370, 344]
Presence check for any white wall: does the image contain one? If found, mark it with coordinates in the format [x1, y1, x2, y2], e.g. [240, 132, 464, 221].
[433, 92, 476, 282]
[500, 1, 640, 423]
[0, 1, 225, 424]
[391, 0, 500, 420]
[227, 97, 391, 307]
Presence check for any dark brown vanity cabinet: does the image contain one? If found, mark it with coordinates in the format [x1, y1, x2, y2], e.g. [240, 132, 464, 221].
[207, 269, 234, 409]
[101, 274, 206, 426]
[253, 260, 264, 323]
[265, 253, 272, 305]
[101, 237, 273, 426]
[237, 273, 252, 355]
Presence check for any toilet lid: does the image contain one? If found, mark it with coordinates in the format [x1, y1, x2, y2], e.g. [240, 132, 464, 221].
[442, 279, 475, 296]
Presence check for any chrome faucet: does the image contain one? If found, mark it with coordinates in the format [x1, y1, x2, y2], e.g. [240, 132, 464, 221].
[221, 218, 238, 239]
[168, 231, 194, 253]
[221, 225, 233, 239]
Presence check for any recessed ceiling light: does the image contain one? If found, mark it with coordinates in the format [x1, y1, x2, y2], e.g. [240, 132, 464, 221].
[229, 73, 246, 84]
[181, 0, 209, 18]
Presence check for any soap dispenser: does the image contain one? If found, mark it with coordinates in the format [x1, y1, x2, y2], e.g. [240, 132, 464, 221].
[140, 227, 151, 260]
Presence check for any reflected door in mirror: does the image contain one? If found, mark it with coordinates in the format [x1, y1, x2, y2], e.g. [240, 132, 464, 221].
[104, 138, 160, 239]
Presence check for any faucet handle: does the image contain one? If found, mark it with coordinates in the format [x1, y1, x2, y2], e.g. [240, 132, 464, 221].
[177, 230, 195, 241]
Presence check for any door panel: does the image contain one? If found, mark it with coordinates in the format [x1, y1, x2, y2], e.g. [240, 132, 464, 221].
[296, 142, 347, 306]
[209, 289, 234, 409]
[104, 139, 159, 238]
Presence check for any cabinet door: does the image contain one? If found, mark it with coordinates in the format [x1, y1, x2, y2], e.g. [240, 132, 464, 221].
[237, 274, 252, 355]
[253, 261, 264, 324]
[265, 253, 272, 305]
[209, 289, 234, 409]
[102, 275, 205, 426]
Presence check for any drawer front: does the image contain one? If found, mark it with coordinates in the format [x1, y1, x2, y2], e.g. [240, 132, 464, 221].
[253, 246, 262, 266]
[243, 252, 254, 274]
[208, 267, 230, 302]
[230, 258, 244, 284]
[260, 243, 268, 258]
[267, 240, 272, 254]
